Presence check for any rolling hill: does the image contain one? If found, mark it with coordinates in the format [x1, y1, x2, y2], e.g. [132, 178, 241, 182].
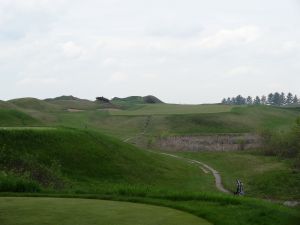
[0, 128, 213, 193]
[8, 98, 61, 112]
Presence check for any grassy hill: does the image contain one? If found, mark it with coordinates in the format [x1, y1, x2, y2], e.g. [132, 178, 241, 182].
[0, 101, 16, 110]
[0, 128, 213, 193]
[0, 103, 300, 225]
[111, 95, 163, 109]
[8, 98, 61, 112]
[0, 110, 42, 127]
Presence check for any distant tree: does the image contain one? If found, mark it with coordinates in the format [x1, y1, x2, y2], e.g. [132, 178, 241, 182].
[253, 96, 261, 105]
[221, 98, 227, 104]
[231, 97, 237, 105]
[96, 96, 110, 103]
[280, 92, 286, 105]
[273, 92, 281, 106]
[286, 92, 293, 105]
[293, 95, 299, 104]
[227, 97, 231, 104]
[235, 95, 246, 105]
[261, 95, 267, 105]
[267, 93, 274, 105]
[246, 96, 253, 105]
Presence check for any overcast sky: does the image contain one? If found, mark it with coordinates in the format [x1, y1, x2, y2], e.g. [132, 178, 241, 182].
[0, 0, 300, 103]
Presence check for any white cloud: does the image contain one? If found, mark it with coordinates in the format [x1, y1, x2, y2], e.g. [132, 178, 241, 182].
[226, 66, 258, 77]
[197, 26, 260, 49]
[1, 1, 300, 103]
[17, 77, 58, 86]
[108, 72, 128, 83]
[62, 41, 85, 59]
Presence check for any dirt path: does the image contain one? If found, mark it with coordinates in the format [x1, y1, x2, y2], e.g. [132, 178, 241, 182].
[123, 117, 231, 194]
[159, 152, 231, 194]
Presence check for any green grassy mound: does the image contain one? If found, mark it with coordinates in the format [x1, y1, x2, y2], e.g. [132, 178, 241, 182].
[0, 197, 210, 225]
[0, 128, 214, 193]
[0, 101, 16, 110]
[8, 98, 60, 112]
[111, 95, 163, 106]
[0, 110, 41, 127]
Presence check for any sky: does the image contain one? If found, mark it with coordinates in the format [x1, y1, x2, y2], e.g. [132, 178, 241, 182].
[0, 0, 300, 104]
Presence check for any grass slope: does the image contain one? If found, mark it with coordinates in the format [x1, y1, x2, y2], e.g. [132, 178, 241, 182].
[8, 98, 61, 112]
[175, 151, 300, 200]
[0, 197, 210, 225]
[164, 105, 300, 135]
[44, 105, 300, 141]
[0, 128, 214, 193]
[0, 110, 41, 127]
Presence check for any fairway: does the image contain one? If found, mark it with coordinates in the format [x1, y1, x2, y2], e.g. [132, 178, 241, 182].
[105, 104, 235, 115]
[0, 197, 211, 225]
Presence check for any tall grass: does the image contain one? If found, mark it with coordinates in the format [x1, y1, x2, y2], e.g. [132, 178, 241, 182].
[261, 118, 300, 168]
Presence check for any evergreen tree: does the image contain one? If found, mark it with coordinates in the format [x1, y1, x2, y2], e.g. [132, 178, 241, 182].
[273, 92, 281, 105]
[236, 95, 246, 105]
[221, 98, 227, 104]
[254, 96, 261, 105]
[280, 92, 286, 105]
[293, 95, 299, 104]
[246, 96, 253, 105]
[286, 92, 293, 105]
[227, 97, 231, 105]
[231, 97, 237, 105]
[267, 93, 274, 105]
[261, 95, 267, 105]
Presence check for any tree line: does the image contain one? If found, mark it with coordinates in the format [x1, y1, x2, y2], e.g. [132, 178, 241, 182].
[221, 92, 299, 106]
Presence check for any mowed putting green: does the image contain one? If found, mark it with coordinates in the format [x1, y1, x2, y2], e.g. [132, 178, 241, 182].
[0, 197, 211, 225]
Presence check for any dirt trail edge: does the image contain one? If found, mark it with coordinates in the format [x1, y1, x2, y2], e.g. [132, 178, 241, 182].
[159, 152, 231, 194]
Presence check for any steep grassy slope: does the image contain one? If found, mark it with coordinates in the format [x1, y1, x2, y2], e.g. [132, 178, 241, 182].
[0, 128, 214, 193]
[0, 110, 41, 127]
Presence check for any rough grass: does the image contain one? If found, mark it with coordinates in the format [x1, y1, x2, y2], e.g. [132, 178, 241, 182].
[0, 128, 214, 193]
[175, 151, 300, 200]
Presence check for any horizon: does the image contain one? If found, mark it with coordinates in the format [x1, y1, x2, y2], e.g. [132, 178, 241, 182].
[2, 90, 299, 105]
[1, 0, 300, 103]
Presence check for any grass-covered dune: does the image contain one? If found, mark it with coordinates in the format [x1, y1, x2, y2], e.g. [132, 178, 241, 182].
[0, 128, 213, 194]
[8, 98, 61, 112]
[0, 110, 41, 127]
